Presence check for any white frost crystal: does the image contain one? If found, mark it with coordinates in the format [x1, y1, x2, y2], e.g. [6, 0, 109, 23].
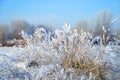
[0, 23, 119, 80]
[63, 23, 71, 33]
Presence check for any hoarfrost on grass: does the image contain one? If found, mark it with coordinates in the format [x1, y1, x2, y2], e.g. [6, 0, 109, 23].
[0, 23, 120, 79]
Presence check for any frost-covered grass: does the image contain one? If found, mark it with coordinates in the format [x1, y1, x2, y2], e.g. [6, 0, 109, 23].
[0, 23, 120, 80]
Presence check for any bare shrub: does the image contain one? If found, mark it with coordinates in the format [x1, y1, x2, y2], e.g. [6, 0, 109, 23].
[19, 23, 113, 79]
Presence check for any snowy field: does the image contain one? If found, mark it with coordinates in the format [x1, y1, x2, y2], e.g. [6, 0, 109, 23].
[0, 24, 120, 80]
[0, 46, 120, 80]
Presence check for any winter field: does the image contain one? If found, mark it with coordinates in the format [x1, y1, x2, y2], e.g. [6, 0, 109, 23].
[0, 24, 120, 80]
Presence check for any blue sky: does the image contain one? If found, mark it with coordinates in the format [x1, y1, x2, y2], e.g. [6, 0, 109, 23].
[0, 0, 120, 28]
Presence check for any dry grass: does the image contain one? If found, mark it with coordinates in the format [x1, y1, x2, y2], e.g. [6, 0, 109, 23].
[63, 54, 105, 79]
[20, 27, 120, 79]
[60, 39, 105, 79]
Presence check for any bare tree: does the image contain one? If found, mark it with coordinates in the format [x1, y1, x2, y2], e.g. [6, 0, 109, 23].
[94, 13, 102, 36]
[11, 20, 30, 39]
[0, 24, 3, 44]
[88, 19, 94, 35]
[115, 27, 120, 40]
[0, 24, 13, 46]
[94, 10, 112, 44]
[77, 19, 88, 34]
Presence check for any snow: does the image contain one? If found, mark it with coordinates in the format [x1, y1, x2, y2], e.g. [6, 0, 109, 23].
[0, 24, 120, 79]
[0, 44, 119, 79]
[0, 47, 29, 80]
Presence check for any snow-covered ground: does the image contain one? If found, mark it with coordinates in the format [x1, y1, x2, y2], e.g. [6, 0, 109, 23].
[0, 46, 119, 80]
[0, 47, 30, 80]
[0, 24, 120, 80]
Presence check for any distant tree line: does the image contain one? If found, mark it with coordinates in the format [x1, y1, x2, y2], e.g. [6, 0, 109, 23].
[77, 10, 120, 44]
[0, 20, 53, 44]
[0, 10, 120, 45]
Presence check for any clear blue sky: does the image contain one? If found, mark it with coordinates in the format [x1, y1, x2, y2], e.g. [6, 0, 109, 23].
[0, 0, 120, 28]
